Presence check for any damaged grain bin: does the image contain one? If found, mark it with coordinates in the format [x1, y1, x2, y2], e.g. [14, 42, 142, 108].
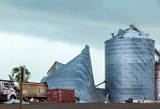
[41, 45, 98, 103]
[105, 25, 155, 102]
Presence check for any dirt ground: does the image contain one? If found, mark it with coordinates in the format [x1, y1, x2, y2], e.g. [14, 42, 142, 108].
[1, 102, 160, 109]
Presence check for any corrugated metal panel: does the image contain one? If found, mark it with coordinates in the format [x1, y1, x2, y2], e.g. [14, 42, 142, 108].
[46, 89, 75, 103]
[18, 82, 48, 98]
[105, 25, 155, 102]
[96, 88, 108, 102]
[47, 61, 64, 75]
[41, 45, 98, 103]
[110, 24, 151, 40]
[155, 62, 160, 101]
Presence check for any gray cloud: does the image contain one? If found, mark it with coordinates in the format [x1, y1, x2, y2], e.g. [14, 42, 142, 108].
[0, 0, 160, 49]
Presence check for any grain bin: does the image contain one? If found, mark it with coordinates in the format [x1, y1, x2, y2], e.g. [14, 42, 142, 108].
[41, 45, 98, 103]
[155, 61, 160, 101]
[105, 25, 155, 102]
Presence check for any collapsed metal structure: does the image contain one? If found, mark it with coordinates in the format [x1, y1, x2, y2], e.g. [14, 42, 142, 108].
[40, 24, 160, 103]
[41, 45, 106, 102]
[105, 25, 155, 102]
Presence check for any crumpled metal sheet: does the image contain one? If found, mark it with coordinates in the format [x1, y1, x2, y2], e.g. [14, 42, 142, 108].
[105, 25, 155, 102]
[96, 88, 108, 102]
[41, 62, 64, 82]
[3, 99, 29, 104]
[41, 45, 98, 103]
[47, 61, 64, 75]
[110, 24, 151, 40]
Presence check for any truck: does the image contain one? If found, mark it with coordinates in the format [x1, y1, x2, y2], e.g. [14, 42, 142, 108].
[0, 80, 17, 101]
[17, 82, 48, 101]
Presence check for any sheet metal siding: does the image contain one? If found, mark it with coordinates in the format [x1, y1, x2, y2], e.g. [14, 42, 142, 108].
[47, 61, 64, 75]
[18, 82, 48, 98]
[96, 88, 108, 102]
[155, 62, 160, 101]
[41, 45, 98, 103]
[46, 89, 75, 102]
[105, 38, 155, 102]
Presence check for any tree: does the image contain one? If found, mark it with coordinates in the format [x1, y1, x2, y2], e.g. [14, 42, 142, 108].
[8, 67, 31, 82]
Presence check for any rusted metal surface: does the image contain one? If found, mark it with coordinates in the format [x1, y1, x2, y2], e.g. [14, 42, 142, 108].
[18, 82, 48, 99]
[46, 89, 75, 103]
[155, 62, 160, 101]
[47, 61, 64, 75]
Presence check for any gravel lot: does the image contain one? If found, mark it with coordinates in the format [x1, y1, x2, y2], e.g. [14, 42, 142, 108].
[1, 102, 160, 109]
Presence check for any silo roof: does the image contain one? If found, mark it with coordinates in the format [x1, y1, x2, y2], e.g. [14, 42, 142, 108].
[110, 24, 151, 40]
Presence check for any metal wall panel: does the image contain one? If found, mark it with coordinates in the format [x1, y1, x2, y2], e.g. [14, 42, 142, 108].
[105, 26, 155, 102]
[18, 82, 48, 98]
[41, 45, 98, 103]
[96, 88, 108, 102]
[47, 61, 64, 75]
[46, 89, 75, 103]
[155, 62, 160, 101]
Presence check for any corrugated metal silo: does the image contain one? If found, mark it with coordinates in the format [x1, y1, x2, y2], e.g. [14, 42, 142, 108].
[155, 61, 160, 101]
[105, 25, 155, 102]
[41, 45, 98, 103]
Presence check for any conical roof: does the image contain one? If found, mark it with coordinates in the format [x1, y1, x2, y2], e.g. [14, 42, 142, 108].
[41, 45, 97, 102]
[110, 24, 151, 40]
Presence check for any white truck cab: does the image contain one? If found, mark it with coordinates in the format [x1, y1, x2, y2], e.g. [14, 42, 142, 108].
[0, 80, 17, 101]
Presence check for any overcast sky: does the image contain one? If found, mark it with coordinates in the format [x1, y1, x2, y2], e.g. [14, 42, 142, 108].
[0, 0, 160, 87]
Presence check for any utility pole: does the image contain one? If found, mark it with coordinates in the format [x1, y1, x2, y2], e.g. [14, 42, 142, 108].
[19, 66, 25, 109]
